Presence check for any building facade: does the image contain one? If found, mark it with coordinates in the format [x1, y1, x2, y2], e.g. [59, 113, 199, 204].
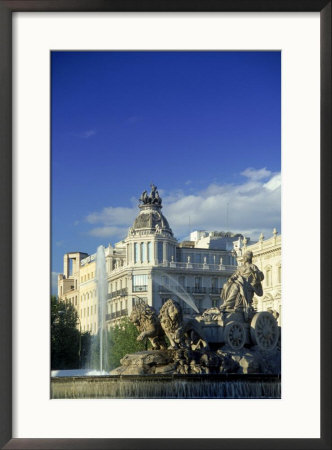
[234, 229, 282, 324]
[58, 186, 248, 334]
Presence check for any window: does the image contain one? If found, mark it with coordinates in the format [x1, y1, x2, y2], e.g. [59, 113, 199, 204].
[147, 242, 152, 263]
[134, 243, 138, 263]
[133, 274, 148, 292]
[133, 297, 147, 305]
[266, 266, 272, 287]
[157, 242, 163, 263]
[195, 277, 201, 288]
[141, 242, 146, 262]
[179, 276, 185, 287]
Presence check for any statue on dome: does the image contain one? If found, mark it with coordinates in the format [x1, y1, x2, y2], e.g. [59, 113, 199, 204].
[150, 183, 157, 202]
[154, 189, 162, 205]
[139, 190, 149, 205]
[139, 185, 162, 206]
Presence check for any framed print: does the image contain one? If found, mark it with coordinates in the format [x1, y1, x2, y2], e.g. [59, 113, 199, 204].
[0, 1, 331, 449]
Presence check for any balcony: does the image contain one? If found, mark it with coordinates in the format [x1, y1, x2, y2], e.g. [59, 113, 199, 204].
[107, 288, 128, 299]
[157, 261, 236, 272]
[192, 287, 206, 294]
[133, 285, 148, 293]
[106, 309, 128, 321]
[209, 287, 221, 295]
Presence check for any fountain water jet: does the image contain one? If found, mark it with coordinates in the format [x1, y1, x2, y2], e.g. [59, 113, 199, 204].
[96, 245, 108, 372]
[157, 273, 199, 313]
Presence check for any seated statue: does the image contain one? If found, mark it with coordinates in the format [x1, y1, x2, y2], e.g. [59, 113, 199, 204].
[220, 250, 264, 320]
[129, 302, 167, 350]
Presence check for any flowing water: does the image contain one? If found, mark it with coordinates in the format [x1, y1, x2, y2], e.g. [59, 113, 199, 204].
[157, 273, 199, 313]
[51, 374, 281, 399]
[96, 245, 108, 372]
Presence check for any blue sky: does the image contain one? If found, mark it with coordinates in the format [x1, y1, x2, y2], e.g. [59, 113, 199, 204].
[52, 51, 281, 287]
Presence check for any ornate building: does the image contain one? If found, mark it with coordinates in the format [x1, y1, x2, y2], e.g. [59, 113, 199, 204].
[58, 185, 246, 334]
[234, 229, 281, 324]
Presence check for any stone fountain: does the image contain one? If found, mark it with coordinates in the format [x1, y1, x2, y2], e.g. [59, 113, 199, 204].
[51, 250, 280, 399]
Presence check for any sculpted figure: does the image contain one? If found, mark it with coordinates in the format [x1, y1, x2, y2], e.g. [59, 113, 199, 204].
[129, 302, 167, 350]
[159, 299, 209, 350]
[139, 190, 148, 205]
[154, 190, 162, 205]
[220, 250, 264, 319]
[159, 300, 187, 349]
[149, 183, 157, 203]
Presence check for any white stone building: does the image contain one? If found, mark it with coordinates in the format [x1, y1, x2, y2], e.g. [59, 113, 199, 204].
[58, 187, 249, 334]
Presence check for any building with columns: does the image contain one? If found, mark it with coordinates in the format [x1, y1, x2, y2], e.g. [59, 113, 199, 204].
[58, 185, 248, 334]
[234, 229, 282, 324]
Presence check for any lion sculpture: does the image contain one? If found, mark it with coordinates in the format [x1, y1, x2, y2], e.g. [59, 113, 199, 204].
[158, 299, 209, 350]
[129, 302, 167, 350]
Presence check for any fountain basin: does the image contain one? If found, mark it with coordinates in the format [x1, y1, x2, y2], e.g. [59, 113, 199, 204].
[51, 373, 281, 399]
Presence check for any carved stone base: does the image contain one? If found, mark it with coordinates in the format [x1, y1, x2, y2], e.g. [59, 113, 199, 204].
[110, 346, 281, 376]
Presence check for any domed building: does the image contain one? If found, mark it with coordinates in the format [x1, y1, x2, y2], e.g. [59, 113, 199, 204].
[58, 185, 243, 333]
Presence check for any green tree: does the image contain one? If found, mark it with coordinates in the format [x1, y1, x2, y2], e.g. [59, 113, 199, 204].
[109, 317, 148, 369]
[51, 296, 87, 370]
[88, 318, 148, 371]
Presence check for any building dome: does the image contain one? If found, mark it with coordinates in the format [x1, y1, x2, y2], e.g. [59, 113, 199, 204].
[130, 185, 173, 236]
[131, 203, 173, 236]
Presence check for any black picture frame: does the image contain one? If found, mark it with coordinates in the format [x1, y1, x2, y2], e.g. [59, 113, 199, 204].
[0, 1, 331, 449]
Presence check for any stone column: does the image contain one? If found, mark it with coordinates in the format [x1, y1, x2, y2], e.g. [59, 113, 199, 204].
[63, 254, 69, 278]
[131, 242, 135, 264]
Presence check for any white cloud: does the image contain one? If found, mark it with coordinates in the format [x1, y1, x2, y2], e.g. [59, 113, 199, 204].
[241, 167, 271, 181]
[88, 226, 129, 238]
[163, 169, 281, 240]
[86, 206, 136, 226]
[84, 168, 281, 242]
[263, 173, 281, 191]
